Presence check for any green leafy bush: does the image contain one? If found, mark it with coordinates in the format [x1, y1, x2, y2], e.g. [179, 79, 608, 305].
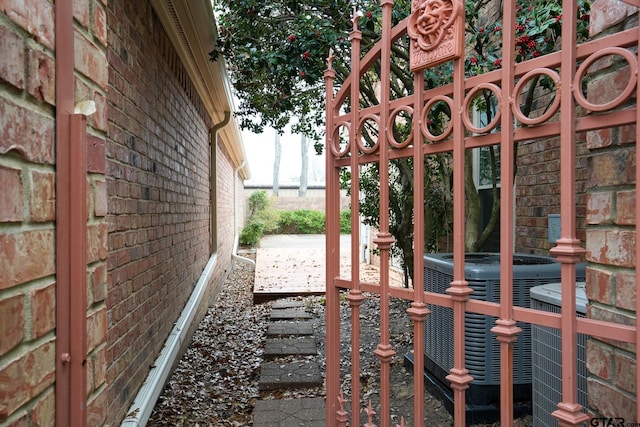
[278, 210, 325, 234]
[240, 192, 352, 247]
[239, 220, 265, 246]
[339, 209, 351, 234]
[239, 190, 278, 246]
[247, 190, 269, 215]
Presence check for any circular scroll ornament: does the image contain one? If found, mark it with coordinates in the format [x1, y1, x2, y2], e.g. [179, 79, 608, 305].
[462, 83, 502, 133]
[330, 122, 351, 157]
[573, 47, 638, 112]
[422, 95, 454, 142]
[358, 114, 381, 154]
[387, 106, 414, 149]
[512, 68, 561, 126]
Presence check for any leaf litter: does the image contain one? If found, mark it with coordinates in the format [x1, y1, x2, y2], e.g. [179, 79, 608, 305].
[148, 253, 532, 426]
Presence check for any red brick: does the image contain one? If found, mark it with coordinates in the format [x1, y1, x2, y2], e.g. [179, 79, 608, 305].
[0, 294, 25, 356]
[0, 229, 55, 290]
[0, 0, 55, 50]
[615, 270, 636, 311]
[587, 378, 636, 421]
[587, 149, 635, 189]
[0, 99, 55, 164]
[614, 352, 636, 393]
[74, 32, 108, 90]
[586, 191, 613, 225]
[586, 228, 635, 267]
[93, 1, 107, 47]
[87, 135, 106, 174]
[0, 165, 23, 222]
[29, 388, 54, 427]
[72, 0, 89, 27]
[616, 190, 635, 225]
[92, 90, 108, 132]
[586, 128, 612, 150]
[0, 338, 55, 419]
[619, 124, 636, 145]
[87, 382, 108, 426]
[30, 282, 55, 339]
[94, 180, 108, 217]
[0, 24, 25, 89]
[87, 307, 107, 353]
[587, 65, 634, 111]
[27, 47, 55, 105]
[588, 305, 636, 352]
[585, 267, 612, 304]
[87, 222, 108, 263]
[90, 344, 107, 389]
[29, 170, 55, 222]
[590, 0, 636, 36]
[586, 340, 613, 380]
[5, 410, 29, 426]
[91, 263, 108, 303]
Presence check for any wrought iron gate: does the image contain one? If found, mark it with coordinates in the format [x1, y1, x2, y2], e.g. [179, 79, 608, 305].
[324, 0, 640, 426]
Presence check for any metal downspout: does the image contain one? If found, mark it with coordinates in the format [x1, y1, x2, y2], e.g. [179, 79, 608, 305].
[211, 112, 254, 269]
[55, 0, 88, 425]
[232, 159, 255, 269]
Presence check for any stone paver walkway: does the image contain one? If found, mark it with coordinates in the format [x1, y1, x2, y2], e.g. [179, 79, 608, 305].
[253, 300, 325, 425]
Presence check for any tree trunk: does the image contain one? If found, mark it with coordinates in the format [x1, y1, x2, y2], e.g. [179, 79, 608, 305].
[273, 132, 281, 197]
[465, 149, 482, 251]
[299, 134, 308, 197]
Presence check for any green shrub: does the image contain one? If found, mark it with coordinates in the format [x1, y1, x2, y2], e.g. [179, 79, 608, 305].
[240, 190, 279, 246]
[278, 210, 325, 234]
[239, 220, 265, 246]
[339, 209, 351, 234]
[247, 190, 269, 215]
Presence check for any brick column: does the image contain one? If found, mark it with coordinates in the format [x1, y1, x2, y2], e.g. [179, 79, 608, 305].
[584, 0, 638, 419]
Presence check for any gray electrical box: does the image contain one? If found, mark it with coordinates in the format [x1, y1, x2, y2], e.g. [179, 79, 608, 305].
[548, 214, 561, 243]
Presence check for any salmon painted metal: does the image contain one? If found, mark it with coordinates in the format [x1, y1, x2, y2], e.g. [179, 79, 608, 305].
[324, 1, 640, 426]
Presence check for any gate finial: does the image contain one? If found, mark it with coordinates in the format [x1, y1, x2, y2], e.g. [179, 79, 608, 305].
[363, 400, 377, 427]
[336, 390, 349, 425]
[351, 7, 363, 31]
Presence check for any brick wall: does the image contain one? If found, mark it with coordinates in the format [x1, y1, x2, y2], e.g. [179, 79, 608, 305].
[584, 0, 638, 419]
[515, 134, 588, 255]
[0, 0, 109, 424]
[105, 0, 236, 423]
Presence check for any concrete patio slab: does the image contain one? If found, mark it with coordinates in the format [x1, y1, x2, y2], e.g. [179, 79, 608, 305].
[253, 234, 406, 301]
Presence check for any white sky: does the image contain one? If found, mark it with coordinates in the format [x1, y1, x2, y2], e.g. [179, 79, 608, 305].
[242, 126, 326, 187]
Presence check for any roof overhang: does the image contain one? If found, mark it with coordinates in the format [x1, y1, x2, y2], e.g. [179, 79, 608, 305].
[150, 0, 250, 179]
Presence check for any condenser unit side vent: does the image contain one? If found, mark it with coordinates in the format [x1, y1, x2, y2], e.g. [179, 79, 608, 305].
[531, 283, 588, 427]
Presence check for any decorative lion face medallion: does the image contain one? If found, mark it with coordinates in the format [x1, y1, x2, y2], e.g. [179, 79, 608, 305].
[408, 0, 464, 70]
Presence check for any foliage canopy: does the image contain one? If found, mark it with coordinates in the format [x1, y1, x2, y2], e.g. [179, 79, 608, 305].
[216, 0, 590, 282]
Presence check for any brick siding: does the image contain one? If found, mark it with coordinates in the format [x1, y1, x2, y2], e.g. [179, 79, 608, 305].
[0, 0, 239, 424]
[515, 134, 588, 254]
[0, 0, 108, 424]
[585, 0, 637, 420]
[105, 0, 236, 423]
